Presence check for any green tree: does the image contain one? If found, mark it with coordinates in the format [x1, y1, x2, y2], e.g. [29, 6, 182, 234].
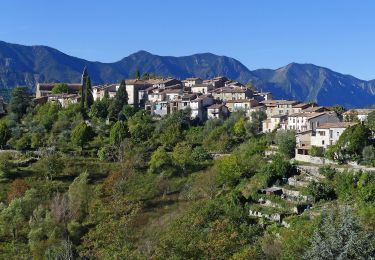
[34, 152, 65, 180]
[275, 130, 296, 158]
[234, 117, 246, 139]
[0, 189, 40, 241]
[109, 80, 128, 120]
[259, 154, 295, 185]
[246, 110, 267, 136]
[148, 146, 174, 177]
[51, 83, 69, 94]
[307, 182, 336, 202]
[214, 155, 242, 187]
[362, 145, 375, 166]
[141, 72, 150, 80]
[127, 110, 154, 142]
[28, 206, 65, 259]
[0, 152, 15, 179]
[68, 171, 90, 222]
[70, 121, 93, 148]
[84, 76, 94, 109]
[9, 87, 30, 121]
[118, 104, 137, 121]
[330, 105, 346, 120]
[326, 124, 371, 162]
[358, 172, 375, 204]
[109, 121, 129, 144]
[0, 120, 11, 148]
[159, 123, 184, 148]
[310, 146, 324, 157]
[89, 99, 109, 119]
[172, 142, 193, 175]
[134, 70, 140, 79]
[103, 89, 110, 99]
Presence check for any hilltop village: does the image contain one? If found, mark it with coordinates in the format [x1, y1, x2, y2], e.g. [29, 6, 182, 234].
[33, 68, 375, 159]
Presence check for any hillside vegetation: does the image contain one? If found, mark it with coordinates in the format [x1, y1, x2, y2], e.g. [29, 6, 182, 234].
[1, 87, 375, 259]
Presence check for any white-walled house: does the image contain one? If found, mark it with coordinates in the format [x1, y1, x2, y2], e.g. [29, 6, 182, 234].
[164, 88, 184, 101]
[183, 77, 203, 87]
[225, 99, 262, 117]
[92, 84, 118, 101]
[207, 104, 230, 119]
[261, 100, 300, 118]
[191, 84, 214, 94]
[311, 122, 358, 148]
[147, 78, 182, 89]
[125, 79, 152, 107]
[211, 86, 253, 101]
[287, 112, 340, 132]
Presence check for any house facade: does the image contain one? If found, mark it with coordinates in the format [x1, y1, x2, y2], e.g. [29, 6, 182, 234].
[207, 104, 229, 119]
[92, 84, 118, 101]
[287, 112, 340, 132]
[211, 86, 253, 101]
[311, 122, 358, 148]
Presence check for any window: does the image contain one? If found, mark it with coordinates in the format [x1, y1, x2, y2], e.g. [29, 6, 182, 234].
[322, 140, 325, 145]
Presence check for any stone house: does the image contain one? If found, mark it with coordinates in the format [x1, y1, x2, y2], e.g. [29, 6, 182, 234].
[311, 122, 358, 148]
[125, 79, 152, 107]
[262, 114, 288, 133]
[261, 100, 300, 118]
[207, 103, 230, 119]
[287, 112, 340, 132]
[225, 99, 264, 118]
[92, 84, 118, 101]
[253, 91, 273, 102]
[183, 77, 203, 87]
[36, 67, 89, 98]
[191, 84, 214, 94]
[36, 83, 82, 98]
[146, 78, 182, 89]
[211, 86, 253, 101]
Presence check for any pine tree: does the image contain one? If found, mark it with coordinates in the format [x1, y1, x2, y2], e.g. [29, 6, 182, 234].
[134, 70, 140, 79]
[80, 83, 85, 113]
[84, 76, 94, 109]
[108, 80, 128, 120]
[103, 89, 109, 100]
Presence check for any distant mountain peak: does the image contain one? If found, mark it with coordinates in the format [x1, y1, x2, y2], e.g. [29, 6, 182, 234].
[0, 40, 374, 108]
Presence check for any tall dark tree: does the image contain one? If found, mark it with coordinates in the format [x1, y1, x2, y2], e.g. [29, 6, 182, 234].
[134, 70, 140, 79]
[84, 76, 94, 109]
[103, 89, 109, 100]
[9, 87, 31, 121]
[109, 80, 128, 120]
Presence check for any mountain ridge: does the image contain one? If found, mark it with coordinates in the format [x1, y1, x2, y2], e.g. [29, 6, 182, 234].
[0, 40, 374, 108]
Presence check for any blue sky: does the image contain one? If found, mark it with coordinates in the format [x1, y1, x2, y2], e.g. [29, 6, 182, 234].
[1, 0, 374, 79]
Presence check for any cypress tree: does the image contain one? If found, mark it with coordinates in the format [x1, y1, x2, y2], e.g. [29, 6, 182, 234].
[80, 83, 85, 113]
[103, 89, 109, 100]
[134, 70, 140, 79]
[108, 80, 128, 120]
[84, 76, 94, 109]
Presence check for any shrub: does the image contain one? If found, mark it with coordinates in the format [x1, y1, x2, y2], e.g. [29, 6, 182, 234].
[307, 182, 336, 202]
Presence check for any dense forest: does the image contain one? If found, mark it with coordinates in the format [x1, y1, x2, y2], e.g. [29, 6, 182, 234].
[1, 83, 375, 259]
